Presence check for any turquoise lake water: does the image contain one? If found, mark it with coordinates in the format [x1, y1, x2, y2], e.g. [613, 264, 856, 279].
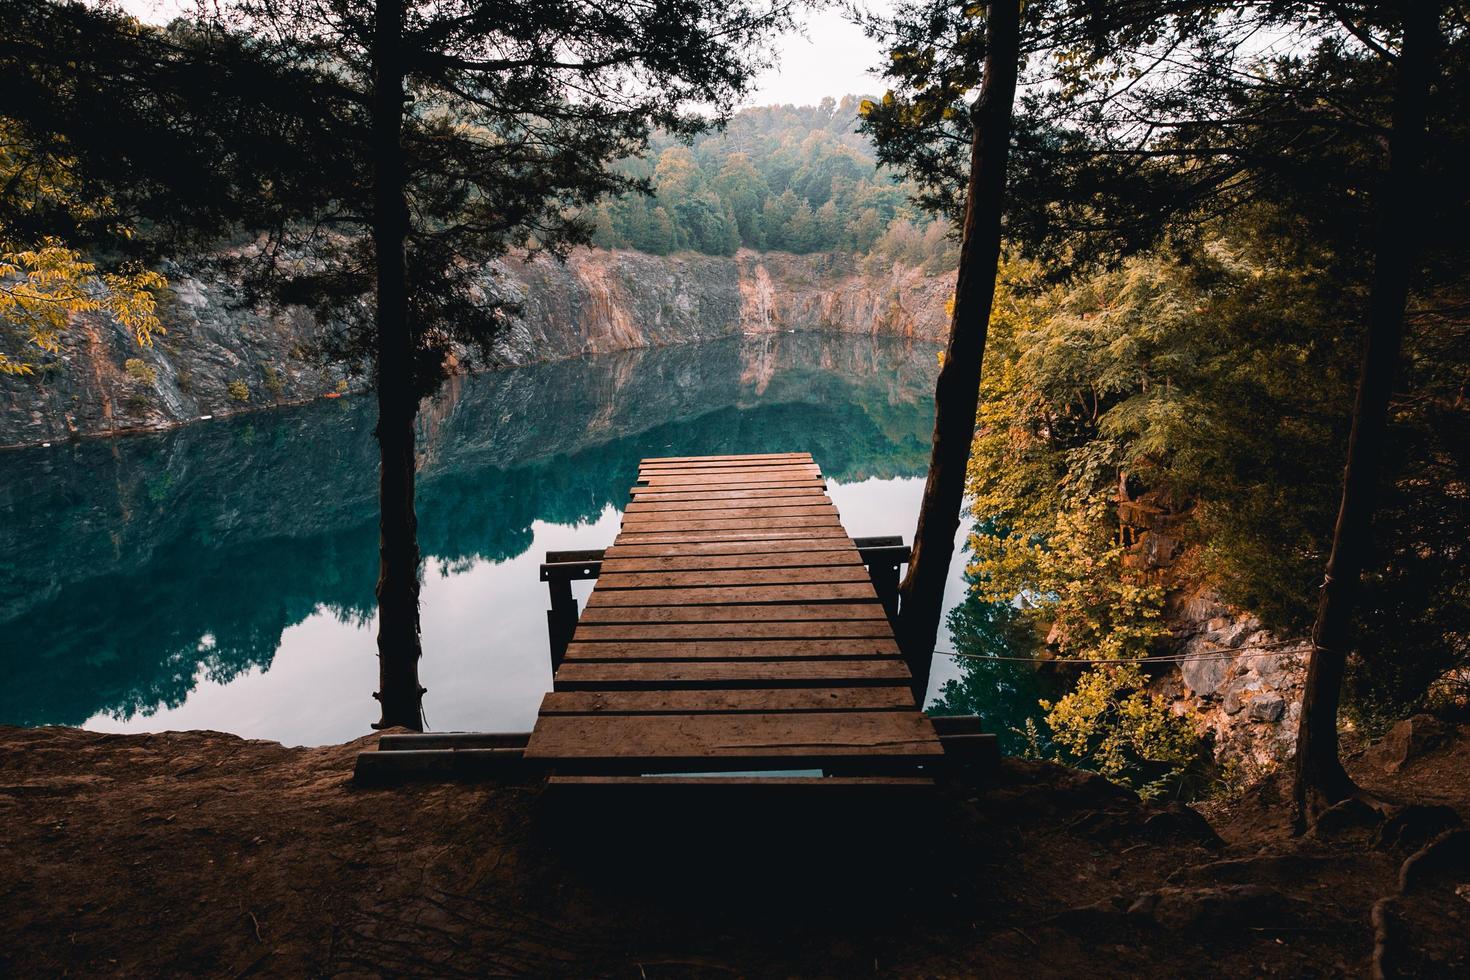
[0, 332, 1050, 747]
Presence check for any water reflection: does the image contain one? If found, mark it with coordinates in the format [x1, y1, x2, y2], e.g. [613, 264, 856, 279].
[3, 332, 969, 744]
[925, 570, 1061, 756]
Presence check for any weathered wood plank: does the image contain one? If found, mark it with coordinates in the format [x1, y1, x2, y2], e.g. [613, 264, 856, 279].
[640, 468, 821, 486]
[524, 712, 943, 761]
[617, 515, 844, 533]
[563, 638, 900, 660]
[613, 529, 851, 545]
[537, 688, 915, 715]
[640, 453, 813, 465]
[640, 452, 811, 464]
[584, 582, 878, 607]
[603, 539, 859, 559]
[552, 659, 912, 690]
[571, 619, 894, 640]
[625, 487, 831, 503]
[598, 550, 861, 573]
[624, 498, 831, 516]
[622, 504, 838, 520]
[595, 567, 871, 589]
[576, 602, 887, 624]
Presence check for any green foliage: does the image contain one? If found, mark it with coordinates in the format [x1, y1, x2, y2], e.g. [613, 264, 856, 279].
[1042, 662, 1211, 797]
[227, 379, 250, 402]
[591, 98, 955, 267]
[0, 119, 166, 376]
[123, 358, 157, 385]
[261, 363, 285, 400]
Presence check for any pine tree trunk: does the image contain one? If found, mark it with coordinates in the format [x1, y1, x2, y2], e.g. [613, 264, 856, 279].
[897, 0, 1021, 701]
[370, 0, 424, 731]
[1293, 0, 1439, 823]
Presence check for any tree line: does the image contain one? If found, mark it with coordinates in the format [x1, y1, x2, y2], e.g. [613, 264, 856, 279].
[584, 97, 955, 267]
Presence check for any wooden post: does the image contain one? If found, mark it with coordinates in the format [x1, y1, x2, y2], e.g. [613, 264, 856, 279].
[546, 578, 577, 671]
[541, 551, 603, 672]
[855, 536, 910, 631]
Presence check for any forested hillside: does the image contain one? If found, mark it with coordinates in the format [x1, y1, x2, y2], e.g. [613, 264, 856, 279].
[587, 96, 955, 267]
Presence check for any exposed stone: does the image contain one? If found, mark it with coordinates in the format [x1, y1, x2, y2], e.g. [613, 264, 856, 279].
[2, 248, 951, 448]
[1248, 692, 1286, 722]
[1181, 651, 1232, 697]
[1365, 715, 1454, 774]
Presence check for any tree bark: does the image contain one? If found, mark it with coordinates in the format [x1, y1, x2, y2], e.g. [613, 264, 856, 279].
[370, 0, 424, 731]
[1292, 0, 1439, 824]
[897, 0, 1021, 702]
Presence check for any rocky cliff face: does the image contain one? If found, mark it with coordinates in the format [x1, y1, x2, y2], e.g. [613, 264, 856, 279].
[1118, 496, 1309, 776]
[1, 248, 951, 448]
[1163, 590, 1310, 778]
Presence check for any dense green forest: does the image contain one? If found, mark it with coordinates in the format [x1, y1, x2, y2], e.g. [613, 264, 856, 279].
[587, 97, 956, 267]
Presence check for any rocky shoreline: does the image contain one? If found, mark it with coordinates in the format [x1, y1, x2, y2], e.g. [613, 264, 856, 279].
[0, 248, 952, 449]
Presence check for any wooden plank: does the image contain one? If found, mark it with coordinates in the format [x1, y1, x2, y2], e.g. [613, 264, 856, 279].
[624, 498, 831, 515]
[572, 620, 894, 640]
[640, 452, 811, 464]
[639, 456, 815, 467]
[603, 539, 859, 559]
[613, 529, 851, 545]
[640, 468, 821, 486]
[617, 515, 844, 533]
[563, 638, 900, 660]
[598, 551, 862, 573]
[643, 467, 829, 481]
[538, 688, 915, 715]
[564, 637, 893, 658]
[622, 504, 838, 520]
[524, 712, 943, 762]
[638, 462, 822, 476]
[584, 582, 878, 607]
[576, 603, 887, 624]
[552, 659, 912, 690]
[596, 567, 871, 589]
[625, 487, 831, 503]
[632, 481, 828, 495]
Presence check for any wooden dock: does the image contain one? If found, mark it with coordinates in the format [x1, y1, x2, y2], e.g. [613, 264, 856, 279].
[353, 451, 994, 788]
[523, 452, 946, 789]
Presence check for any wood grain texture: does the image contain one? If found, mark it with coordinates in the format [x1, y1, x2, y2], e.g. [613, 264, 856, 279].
[537, 688, 914, 715]
[598, 550, 862, 573]
[602, 539, 859, 559]
[575, 602, 887, 624]
[596, 567, 870, 589]
[562, 638, 901, 660]
[552, 659, 913, 689]
[572, 620, 894, 641]
[524, 712, 943, 760]
[640, 452, 811, 465]
[584, 582, 879, 607]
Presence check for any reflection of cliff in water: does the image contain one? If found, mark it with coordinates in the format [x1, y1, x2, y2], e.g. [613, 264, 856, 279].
[1, 332, 938, 728]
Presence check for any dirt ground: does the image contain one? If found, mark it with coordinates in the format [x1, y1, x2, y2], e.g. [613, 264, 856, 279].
[2, 721, 1467, 978]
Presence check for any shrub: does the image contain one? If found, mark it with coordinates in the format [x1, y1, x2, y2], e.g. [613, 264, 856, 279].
[228, 379, 250, 402]
[123, 358, 157, 385]
[1042, 661, 1213, 799]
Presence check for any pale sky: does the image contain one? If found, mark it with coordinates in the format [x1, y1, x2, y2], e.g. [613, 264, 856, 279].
[114, 1, 888, 107]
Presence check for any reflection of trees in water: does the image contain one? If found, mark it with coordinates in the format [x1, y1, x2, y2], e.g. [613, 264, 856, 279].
[926, 555, 1059, 757]
[1, 333, 938, 727]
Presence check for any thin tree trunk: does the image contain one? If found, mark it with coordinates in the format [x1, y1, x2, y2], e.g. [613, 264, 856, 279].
[897, 0, 1021, 701]
[1293, 0, 1438, 824]
[370, 0, 424, 731]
